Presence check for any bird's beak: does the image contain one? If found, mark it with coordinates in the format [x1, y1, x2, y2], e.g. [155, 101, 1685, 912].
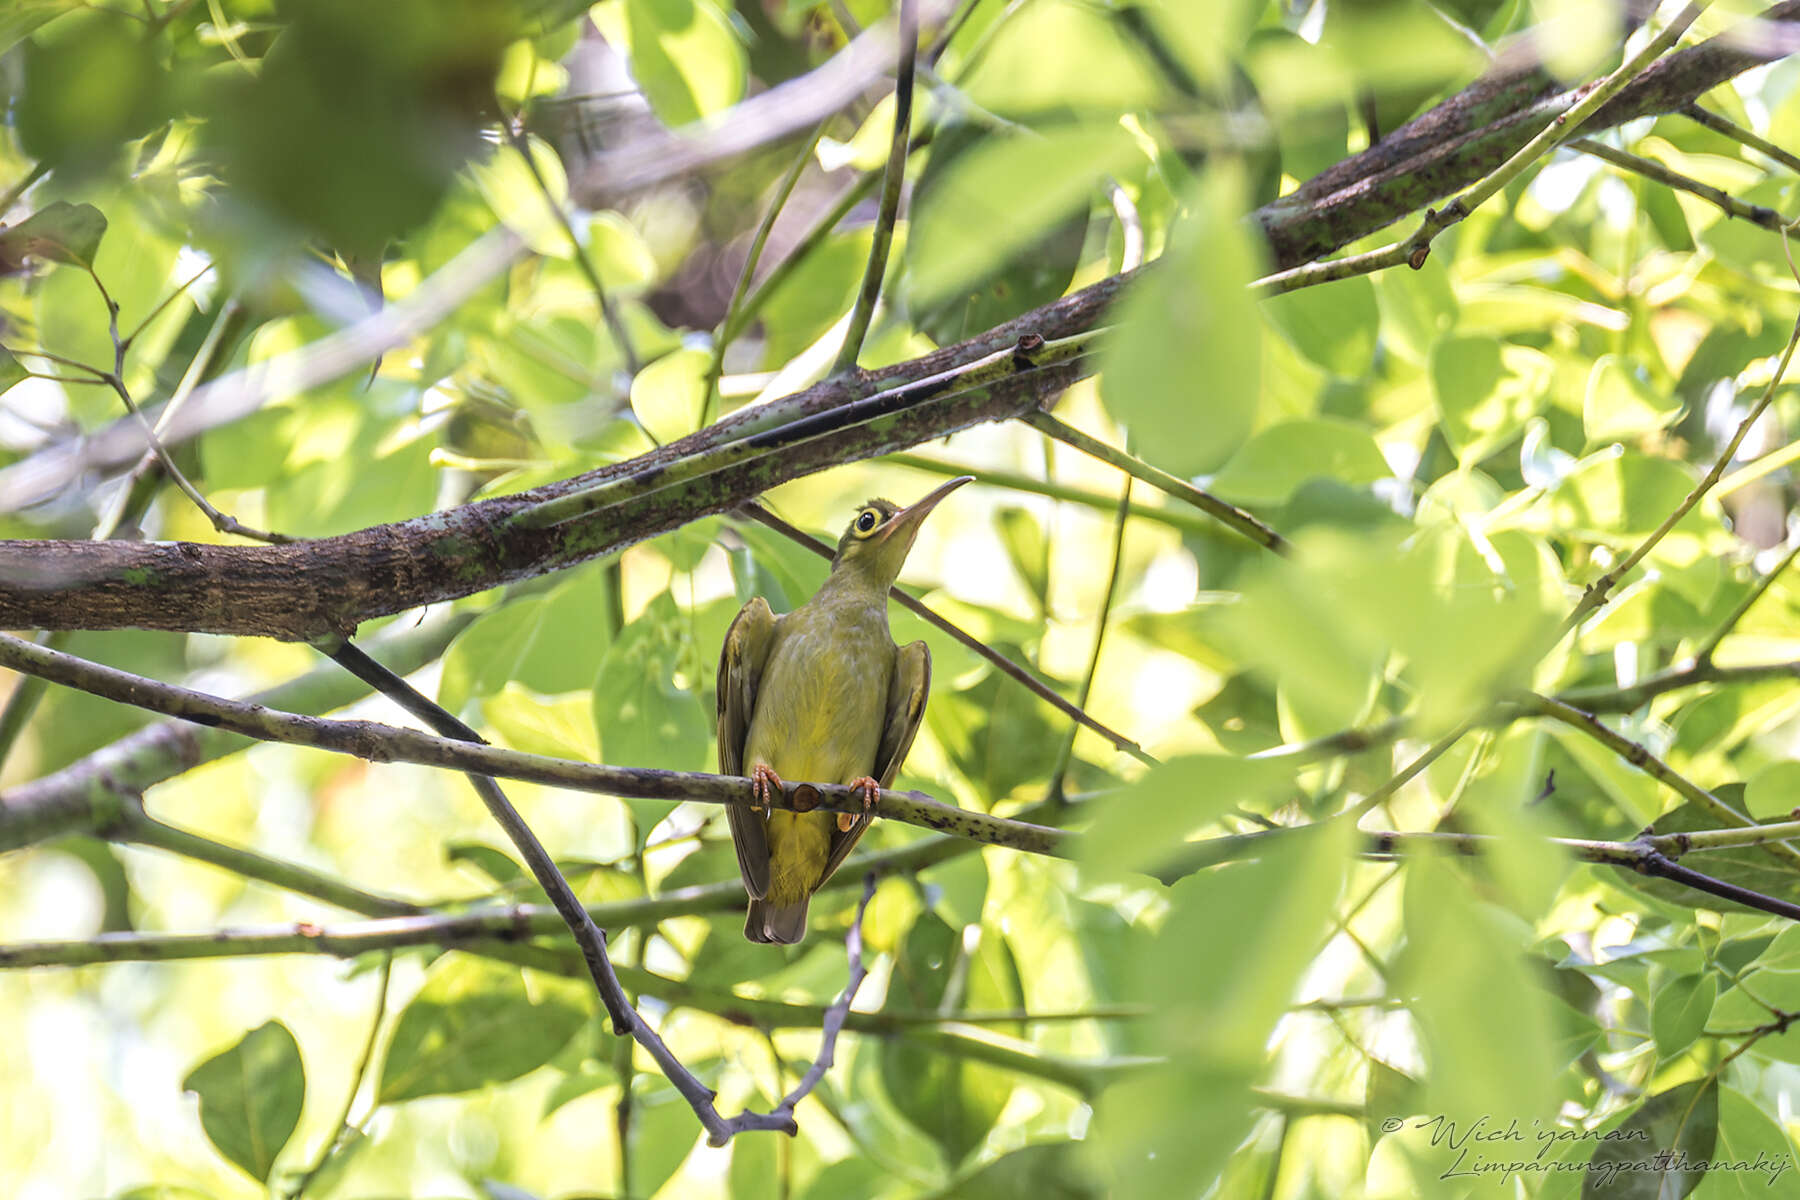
[877, 475, 974, 550]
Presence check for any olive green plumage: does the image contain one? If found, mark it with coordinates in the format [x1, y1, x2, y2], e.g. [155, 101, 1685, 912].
[717, 478, 971, 943]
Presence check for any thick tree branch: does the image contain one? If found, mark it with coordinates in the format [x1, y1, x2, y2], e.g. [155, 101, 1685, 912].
[0, 607, 473, 849]
[1255, 1, 1800, 269]
[0, 314, 1116, 638]
[0, 631, 1068, 858]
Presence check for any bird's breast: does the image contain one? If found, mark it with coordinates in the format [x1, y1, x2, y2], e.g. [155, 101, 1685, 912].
[742, 605, 893, 785]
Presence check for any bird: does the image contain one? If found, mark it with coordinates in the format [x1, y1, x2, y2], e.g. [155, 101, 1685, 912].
[717, 476, 973, 943]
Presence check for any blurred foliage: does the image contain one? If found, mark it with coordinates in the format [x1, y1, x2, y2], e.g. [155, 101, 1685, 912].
[3, 1, 1800, 1198]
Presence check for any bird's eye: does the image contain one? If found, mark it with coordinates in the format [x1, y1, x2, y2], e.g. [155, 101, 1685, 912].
[855, 509, 880, 534]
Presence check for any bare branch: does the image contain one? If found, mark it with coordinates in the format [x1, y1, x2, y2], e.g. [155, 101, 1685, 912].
[0, 630, 1069, 858]
[0, 308, 1116, 639]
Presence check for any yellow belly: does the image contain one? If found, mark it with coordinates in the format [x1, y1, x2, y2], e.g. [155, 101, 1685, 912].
[743, 603, 893, 906]
[764, 810, 835, 906]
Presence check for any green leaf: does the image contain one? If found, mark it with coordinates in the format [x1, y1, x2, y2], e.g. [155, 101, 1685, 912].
[1207, 418, 1390, 507]
[1650, 972, 1716, 1060]
[630, 347, 710, 445]
[1430, 335, 1552, 462]
[182, 1021, 306, 1183]
[728, 1117, 782, 1200]
[1617, 797, 1800, 917]
[257, 389, 442, 538]
[1131, 0, 1262, 89]
[1371, 251, 1459, 364]
[593, 592, 712, 831]
[1707, 1087, 1800, 1199]
[755, 228, 872, 366]
[994, 507, 1049, 610]
[1404, 854, 1559, 1131]
[1551, 450, 1701, 539]
[907, 123, 1134, 305]
[626, 1085, 702, 1198]
[906, 123, 1112, 338]
[796, 1157, 892, 1200]
[926, 648, 1062, 801]
[1744, 759, 1800, 821]
[17, 10, 166, 171]
[880, 916, 1019, 1163]
[588, 211, 658, 294]
[0, 200, 108, 272]
[482, 684, 600, 761]
[1080, 753, 1298, 877]
[471, 133, 569, 255]
[438, 567, 615, 714]
[621, 0, 746, 126]
[949, 1142, 1103, 1199]
[0, 346, 27, 398]
[1100, 164, 1264, 476]
[541, 1059, 615, 1119]
[1089, 819, 1352, 1194]
[1262, 275, 1379, 379]
[0, 2, 72, 57]
[377, 959, 589, 1103]
[1582, 1079, 1718, 1199]
[200, 0, 525, 249]
[1584, 354, 1682, 444]
[446, 842, 526, 886]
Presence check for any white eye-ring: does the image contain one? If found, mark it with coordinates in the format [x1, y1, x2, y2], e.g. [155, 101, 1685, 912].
[855, 509, 880, 535]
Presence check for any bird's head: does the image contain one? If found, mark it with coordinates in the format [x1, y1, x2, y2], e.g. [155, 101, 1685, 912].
[831, 476, 973, 590]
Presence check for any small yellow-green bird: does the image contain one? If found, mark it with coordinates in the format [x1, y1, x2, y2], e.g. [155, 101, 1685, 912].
[717, 477, 972, 943]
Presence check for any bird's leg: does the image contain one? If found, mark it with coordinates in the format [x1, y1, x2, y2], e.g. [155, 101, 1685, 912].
[841, 776, 881, 832]
[751, 763, 784, 813]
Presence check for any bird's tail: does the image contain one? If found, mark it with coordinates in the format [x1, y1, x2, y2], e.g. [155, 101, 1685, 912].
[745, 896, 809, 944]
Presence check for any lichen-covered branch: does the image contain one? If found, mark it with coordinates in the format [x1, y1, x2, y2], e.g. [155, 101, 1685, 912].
[0, 314, 1114, 639]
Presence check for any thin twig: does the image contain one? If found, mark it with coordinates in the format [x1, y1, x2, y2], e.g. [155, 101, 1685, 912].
[122, 259, 215, 348]
[0, 163, 48, 216]
[1023, 410, 1288, 553]
[1560, 258, 1800, 637]
[0, 630, 1069, 858]
[1632, 849, 1800, 921]
[723, 172, 881, 352]
[738, 500, 1156, 766]
[890, 451, 1219, 536]
[764, 873, 878, 1127]
[1256, 2, 1706, 294]
[0, 227, 532, 511]
[1691, 534, 1800, 666]
[831, 0, 918, 376]
[1572, 136, 1796, 240]
[1681, 102, 1800, 175]
[283, 954, 392, 1200]
[317, 638, 641, 1026]
[1529, 692, 1800, 865]
[1047, 473, 1131, 804]
[705, 119, 831, 425]
[1350, 717, 1480, 819]
[313, 637, 844, 1145]
[502, 116, 639, 374]
[122, 812, 425, 917]
[89, 268, 295, 544]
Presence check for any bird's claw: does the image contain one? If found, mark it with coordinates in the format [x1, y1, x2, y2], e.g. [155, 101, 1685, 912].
[840, 776, 880, 832]
[751, 764, 783, 813]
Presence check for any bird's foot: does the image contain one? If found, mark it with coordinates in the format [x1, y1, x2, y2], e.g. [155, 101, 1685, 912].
[751, 764, 784, 813]
[840, 776, 881, 832]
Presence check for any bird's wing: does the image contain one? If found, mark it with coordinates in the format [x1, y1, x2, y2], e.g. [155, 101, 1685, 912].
[818, 639, 930, 887]
[718, 596, 778, 899]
